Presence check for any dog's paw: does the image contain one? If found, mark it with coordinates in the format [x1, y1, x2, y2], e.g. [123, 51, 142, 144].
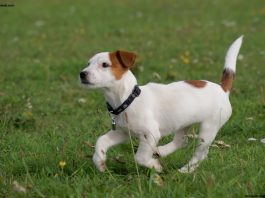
[154, 164, 163, 172]
[135, 155, 163, 172]
[93, 153, 107, 172]
[151, 159, 163, 172]
[178, 164, 198, 173]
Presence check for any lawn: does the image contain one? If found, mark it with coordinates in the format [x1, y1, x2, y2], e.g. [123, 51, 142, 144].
[0, 0, 265, 197]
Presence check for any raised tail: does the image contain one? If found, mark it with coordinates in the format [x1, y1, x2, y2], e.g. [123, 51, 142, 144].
[221, 35, 243, 92]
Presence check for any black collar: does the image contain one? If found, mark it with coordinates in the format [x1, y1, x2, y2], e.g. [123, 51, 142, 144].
[106, 85, 141, 115]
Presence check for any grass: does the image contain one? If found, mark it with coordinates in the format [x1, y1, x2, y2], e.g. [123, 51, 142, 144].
[0, 0, 265, 197]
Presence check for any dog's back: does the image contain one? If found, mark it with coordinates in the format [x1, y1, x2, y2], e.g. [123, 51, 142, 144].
[139, 80, 231, 135]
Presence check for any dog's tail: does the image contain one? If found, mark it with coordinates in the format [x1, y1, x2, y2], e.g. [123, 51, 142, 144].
[221, 35, 243, 93]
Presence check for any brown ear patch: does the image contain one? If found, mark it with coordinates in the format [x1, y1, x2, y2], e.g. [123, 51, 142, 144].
[109, 50, 137, 80]
[185, 80, 207, 88]
[221, 68, 235, 92]
[116, 50, 136, 68]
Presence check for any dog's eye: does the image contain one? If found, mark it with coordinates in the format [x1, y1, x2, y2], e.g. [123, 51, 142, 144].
[102, 62, 109, 68]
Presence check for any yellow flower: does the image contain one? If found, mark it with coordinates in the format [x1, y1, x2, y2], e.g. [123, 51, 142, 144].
[151, 173, 164, 187]
[180, 52, 190, 65]
[22, 111, 33, 118]
[59, 160, 66, 169]
[26, 111, 33, 117]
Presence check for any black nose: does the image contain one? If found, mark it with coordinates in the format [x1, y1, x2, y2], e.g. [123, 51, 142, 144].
[80, 71, 88, 79]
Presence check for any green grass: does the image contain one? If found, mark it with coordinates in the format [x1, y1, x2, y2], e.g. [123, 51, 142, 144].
[0, 0, 265, 197]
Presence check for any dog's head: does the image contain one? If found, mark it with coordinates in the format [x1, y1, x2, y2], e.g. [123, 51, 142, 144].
[80, 50, 137, 88]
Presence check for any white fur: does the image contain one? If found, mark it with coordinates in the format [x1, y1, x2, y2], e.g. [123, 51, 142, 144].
[224, 35, 243, 72]
[81, 36, 243, 173]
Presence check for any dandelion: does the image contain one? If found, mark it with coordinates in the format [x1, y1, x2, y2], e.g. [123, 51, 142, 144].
[151, 173, 164, 187]
[22, 111, 33, 118]
[59, 160, 66, 169]
[180, 52, 190, 64]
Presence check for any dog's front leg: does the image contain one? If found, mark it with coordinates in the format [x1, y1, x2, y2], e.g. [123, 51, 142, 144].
[93, 130, 128, 172]
[135, 133, 162, 172]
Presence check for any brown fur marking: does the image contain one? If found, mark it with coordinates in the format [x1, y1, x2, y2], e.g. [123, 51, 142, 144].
[153, 152, 160, 158]
[185, 80, 207, 88]
[109, 50, 136, 80]
[116, 50, 136, 68]
[125, 112, 128, 123]
[109, 52, 128, 80]
[221, 68, 235, 92]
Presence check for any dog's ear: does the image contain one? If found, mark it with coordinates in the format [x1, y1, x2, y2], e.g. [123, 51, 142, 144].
[115, 50, 137, 69]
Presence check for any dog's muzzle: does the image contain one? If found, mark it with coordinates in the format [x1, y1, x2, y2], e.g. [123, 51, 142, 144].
[80, 71, 91, 84]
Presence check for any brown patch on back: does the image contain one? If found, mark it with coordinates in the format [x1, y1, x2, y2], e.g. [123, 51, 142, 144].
[109, 50, 137, 80]
[185, 80, 207, 88]
[221, 68, 235, 92]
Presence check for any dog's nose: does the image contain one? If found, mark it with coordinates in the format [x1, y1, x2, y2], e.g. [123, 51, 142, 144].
[80, 71, 88, 79]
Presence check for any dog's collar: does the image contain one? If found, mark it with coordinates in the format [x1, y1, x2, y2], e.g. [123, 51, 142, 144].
[106, 85, 141, 116]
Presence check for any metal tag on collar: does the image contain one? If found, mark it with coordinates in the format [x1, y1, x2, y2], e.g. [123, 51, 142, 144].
[111, 117, 116, 131]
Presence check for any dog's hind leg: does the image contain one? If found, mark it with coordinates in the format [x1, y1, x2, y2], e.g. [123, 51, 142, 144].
[179, 122, 220, 173]
[155, 128, 188, 158]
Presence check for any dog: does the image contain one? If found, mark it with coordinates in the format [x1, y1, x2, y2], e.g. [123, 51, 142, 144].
[80, 36, 243, 173]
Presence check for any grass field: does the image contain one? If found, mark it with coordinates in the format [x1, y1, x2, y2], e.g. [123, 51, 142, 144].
[0, 0, 265, 197]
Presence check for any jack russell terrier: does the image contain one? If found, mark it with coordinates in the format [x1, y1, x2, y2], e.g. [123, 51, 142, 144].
[80, 36, 243, 173]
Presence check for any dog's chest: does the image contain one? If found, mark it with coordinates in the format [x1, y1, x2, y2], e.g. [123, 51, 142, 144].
[106, 113, 128, 132]
[111, 112, 140, 135]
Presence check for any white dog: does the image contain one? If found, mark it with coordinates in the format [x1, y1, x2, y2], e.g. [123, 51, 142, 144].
[80, 36, 243, 173]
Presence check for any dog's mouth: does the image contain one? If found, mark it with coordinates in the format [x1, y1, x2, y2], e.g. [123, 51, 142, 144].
[80, 79, 94, 85]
